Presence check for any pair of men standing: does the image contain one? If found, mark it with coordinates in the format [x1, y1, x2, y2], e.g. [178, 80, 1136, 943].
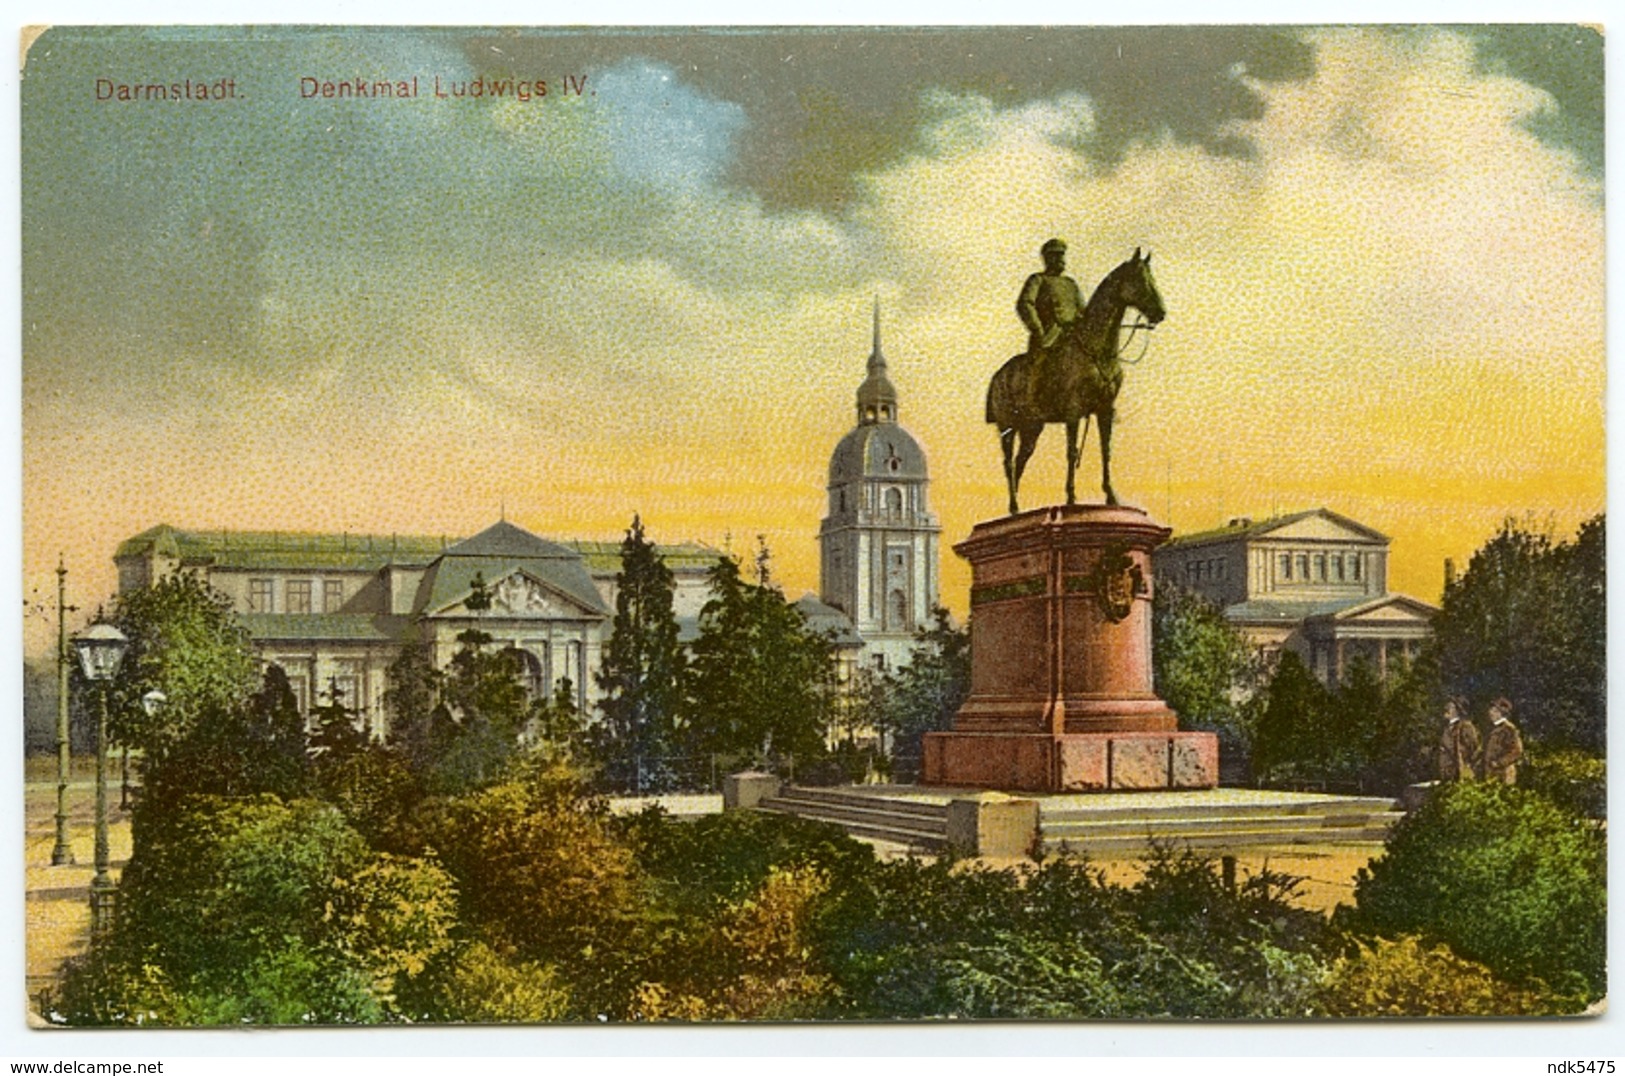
[1439, 697, 1523, 784]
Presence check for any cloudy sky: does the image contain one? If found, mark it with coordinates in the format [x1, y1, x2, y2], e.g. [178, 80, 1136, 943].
[20, 24, 1605, 654]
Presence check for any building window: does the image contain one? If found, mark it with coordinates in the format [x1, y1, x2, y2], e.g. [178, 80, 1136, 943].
[286, 580, 312, 615]
[1352, 555, 1363, 581]
[1313, 554, 1326, 582]
[889, 589, 910, 630]
[1279, 554, 1292, 580]
[885, 487, 903, 513]
[1332, 556, 1345, 582]
[333, 660, 365, 717]
[249, 578, 274, 612]
[1215, 560, 1226, 581]
[1295, 553, 1309, 580]
[323, 580, 344, 613]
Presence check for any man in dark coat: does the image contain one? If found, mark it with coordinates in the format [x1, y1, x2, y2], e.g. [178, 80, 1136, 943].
[1017, 238, 1086, 356]
[1482, 696, 1525, 785]
[1438, 696, 1481, 781]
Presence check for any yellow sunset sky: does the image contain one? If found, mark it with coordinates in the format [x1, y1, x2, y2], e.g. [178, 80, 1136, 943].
[20, 25, 1605, 657]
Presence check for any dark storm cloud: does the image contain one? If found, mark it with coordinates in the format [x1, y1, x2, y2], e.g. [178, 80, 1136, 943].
[1463, 24, 1604, 177]
[459, 26, 1317, 212]
[456, 25, 1602, 212]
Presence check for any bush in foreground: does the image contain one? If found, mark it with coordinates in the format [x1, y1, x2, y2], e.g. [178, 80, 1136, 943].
[1345, 781, 1604, 1002]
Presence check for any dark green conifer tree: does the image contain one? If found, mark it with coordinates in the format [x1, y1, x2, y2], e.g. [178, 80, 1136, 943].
[594, 516, 688, 792]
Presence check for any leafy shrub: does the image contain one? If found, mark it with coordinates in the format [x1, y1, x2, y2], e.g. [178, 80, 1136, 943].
[403, 941, 572, 1024]
[1318, 935, 1573, 1016]
[1345, 781, 1605, 1001]
[119, 795, 373, 985]
[408, 757, 640, 1017]
[1522, 746, 1606, 820]
[63, 794, 455, 1025]
[619, 806, 875, 916]
[633, 866, 838, 1020]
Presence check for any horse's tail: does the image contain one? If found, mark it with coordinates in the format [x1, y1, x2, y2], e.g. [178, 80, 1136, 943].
[987, 354, 1027, 425]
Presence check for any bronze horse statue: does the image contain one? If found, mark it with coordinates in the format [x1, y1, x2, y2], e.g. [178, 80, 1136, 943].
[987, 248, 1165, 513]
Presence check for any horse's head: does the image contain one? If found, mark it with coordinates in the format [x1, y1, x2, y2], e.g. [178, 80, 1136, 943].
[1117, 247, 1165, 326]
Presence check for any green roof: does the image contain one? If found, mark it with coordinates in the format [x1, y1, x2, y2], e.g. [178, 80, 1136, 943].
[566, 539, 726, 575]
[118, 524, 724, 576]
[237, 613, 411, 641]
[117, 525, 450, 571]
[1222, 598, 1376, 624]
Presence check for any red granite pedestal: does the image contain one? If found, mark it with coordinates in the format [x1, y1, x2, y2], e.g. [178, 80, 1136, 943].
[922, 504, 1218, 793]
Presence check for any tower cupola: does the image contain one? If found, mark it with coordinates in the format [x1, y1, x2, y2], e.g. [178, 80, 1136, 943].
[855, 299, 897, 425]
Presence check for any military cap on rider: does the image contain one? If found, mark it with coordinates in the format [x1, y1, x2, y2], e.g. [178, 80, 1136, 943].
[1041, 238, 1067, 255]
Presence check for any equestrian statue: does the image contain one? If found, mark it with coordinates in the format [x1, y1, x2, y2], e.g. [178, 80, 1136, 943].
[988, 242, 1165, 514]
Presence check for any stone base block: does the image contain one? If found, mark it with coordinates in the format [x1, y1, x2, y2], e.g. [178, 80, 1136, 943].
[923, 730, 1218, 793]
[945, 792, 1040, 858]
[722, 771, 782, 810]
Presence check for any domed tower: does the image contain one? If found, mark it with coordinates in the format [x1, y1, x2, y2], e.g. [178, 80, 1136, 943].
[820, 302, 941, 671]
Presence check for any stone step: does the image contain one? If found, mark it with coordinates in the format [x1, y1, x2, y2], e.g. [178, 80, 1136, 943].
[1046, 826, 1397, 855]
[1041, 796, 1400, 824]
[756, 801, 948, 851]
[1043, 810, 1406, 840]
[758, 795, 949, 836]
[768, 786, 950, 821]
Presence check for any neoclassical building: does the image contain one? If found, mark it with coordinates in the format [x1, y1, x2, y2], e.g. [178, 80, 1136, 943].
[1152, 508, 1437, 684]
[817, 306, 942, 672]
[114, 520, 721, 736]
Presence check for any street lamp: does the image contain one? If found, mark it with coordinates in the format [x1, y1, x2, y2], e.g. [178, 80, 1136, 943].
[130, 690, 165, 809]
[71, 622, 128, 940]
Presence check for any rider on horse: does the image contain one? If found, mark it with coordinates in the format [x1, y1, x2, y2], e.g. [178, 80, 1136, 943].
[1016, 237, 1085, 396]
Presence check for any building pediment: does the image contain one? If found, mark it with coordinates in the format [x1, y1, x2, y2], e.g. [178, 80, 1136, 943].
[429, 567, 606, 620]
[1314, 593, 1438, 626]
[1163, 508, 1387, 553]
[1252, 509, 1388, 546]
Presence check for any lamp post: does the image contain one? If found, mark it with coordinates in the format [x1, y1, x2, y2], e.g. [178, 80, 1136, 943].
[50, 558, 79, 866]
[71, 622, 128, 940]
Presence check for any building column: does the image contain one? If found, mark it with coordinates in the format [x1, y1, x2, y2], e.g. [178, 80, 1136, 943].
[1377, 638, 1389, 681]
[1334, 638, 1346, 685]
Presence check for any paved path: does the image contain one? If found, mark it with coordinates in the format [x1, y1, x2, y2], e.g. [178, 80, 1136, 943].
[23, 777, 133, 1023]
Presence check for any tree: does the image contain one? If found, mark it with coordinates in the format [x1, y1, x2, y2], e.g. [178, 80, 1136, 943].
[1361, 651, 1439, 792]
[1249, 651, 1331, 783]
[1432, 515, 1605, 751]
[434, 640, 530, 791]
[130, 662, 310, 804]
[594, 515, 687, 792]
[1324, 657, 1384, 781]
[1151, 584, 1259, 753]
[859, 608, 970, 767]
[109, 571, 259, 764]
[531, 676, 590, 763]
[309, 676, 368, 759]
[686, 542, 837, 768]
